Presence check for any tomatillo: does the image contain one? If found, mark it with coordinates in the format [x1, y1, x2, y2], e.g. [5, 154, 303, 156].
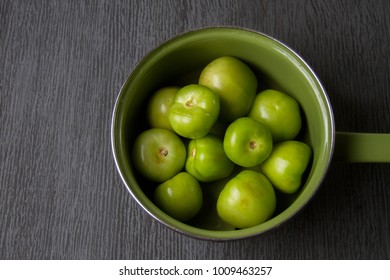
[248, 89, 302, 142]
[185, 134, 235, 182]
[154, 172, 203, 222]
[146, 86, 179, 131]
[168, 84, 220, 139]
[261, 140, 312, 194]
[217, 170, 276, 229]
[223, 117, 273, 167]
[132, 128, 186, 182]
[199, 56, 257, 122]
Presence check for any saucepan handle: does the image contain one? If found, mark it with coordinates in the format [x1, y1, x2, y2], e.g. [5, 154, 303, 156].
[334, 132, 390, 162]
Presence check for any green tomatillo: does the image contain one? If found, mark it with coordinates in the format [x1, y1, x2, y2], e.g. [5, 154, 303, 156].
[185, 134, 235, 182]
[199, 56, 257, 122]
[217, 170, 276, 229]
[261, 140, 312, 194]
[223, 117, 273, 167]
[132, 128, 186, 182]
[146, 86, 179, 131]
[248, 89, 302, 142]
[168, 84, 220, 139]
[154, 172, 203, 222]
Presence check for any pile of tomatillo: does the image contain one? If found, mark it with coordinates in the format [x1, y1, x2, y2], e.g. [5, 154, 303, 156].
[132, 56, 311, 229]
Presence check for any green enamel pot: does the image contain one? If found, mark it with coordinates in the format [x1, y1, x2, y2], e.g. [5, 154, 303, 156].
[111, 27, 390, 240]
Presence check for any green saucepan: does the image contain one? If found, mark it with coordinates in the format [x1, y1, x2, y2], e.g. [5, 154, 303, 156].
[111, 27, 390, 240]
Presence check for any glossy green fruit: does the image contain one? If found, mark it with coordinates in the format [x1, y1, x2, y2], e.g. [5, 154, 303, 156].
[168, 84, 220, 139]
[154, 172, 203, 221]
[185, 134, 235, 182]
[132, 128, 186, 182]
[261, 141, 312, 194]
[147, 86, 179, 131]
[248, 89, 302, 142]
[217, 170, 276, 229]
[223, 117, 273, 167]
[199, 56, 257, 122]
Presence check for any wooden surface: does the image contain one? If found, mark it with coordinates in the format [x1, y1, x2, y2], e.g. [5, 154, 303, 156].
[1, 0, 389, 260]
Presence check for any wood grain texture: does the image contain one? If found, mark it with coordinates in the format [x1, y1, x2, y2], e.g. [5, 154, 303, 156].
[0, 0, 389, 259]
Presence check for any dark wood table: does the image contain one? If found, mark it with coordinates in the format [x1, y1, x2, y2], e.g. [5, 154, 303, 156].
[1, 0, 389, 259]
